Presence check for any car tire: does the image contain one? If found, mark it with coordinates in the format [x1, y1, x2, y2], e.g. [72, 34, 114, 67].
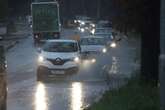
[37, 67, 48, 81]
[68, 67, 79, 74]
[37, 72, 43, 81]
[74, 67, 79, 73]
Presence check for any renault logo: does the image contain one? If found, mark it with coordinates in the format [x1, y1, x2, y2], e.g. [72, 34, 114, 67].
[55, 58, 62, 62]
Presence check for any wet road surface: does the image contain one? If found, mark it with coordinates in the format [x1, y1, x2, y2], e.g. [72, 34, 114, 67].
[6, 29, 137, 110]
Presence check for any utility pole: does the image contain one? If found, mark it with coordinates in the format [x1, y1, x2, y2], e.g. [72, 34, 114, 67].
[159, 0, 165, 110]
[160, 0, 165, 109]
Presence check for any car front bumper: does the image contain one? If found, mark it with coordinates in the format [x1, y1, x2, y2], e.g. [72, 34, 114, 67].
[38, 59, 79, 70]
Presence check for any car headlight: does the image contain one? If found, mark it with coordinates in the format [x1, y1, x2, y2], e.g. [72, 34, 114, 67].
[81, 21, 85, 25]
[74, 20, 77, 23]
[110, 42, 116, 48]
[91, 58, 96, 63]
[38, 55, 44, 63]
[102, 48, 107, 53]
[78, 20, 81, 23]
[91, 29, 95, 34]
[74, 57, 80, 63]
[91, 24, 95, 27]
[81, 28, 85, 32]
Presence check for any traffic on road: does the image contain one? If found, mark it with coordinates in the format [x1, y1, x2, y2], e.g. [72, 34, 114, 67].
[0, 0, 139, 110]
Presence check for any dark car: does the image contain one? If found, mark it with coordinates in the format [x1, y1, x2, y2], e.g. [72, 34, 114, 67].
[0, 45, 7, 110]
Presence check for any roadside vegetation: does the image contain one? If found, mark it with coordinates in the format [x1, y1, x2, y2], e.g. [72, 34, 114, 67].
[86, 77, 159, 110]
[0, 0, 8, 20]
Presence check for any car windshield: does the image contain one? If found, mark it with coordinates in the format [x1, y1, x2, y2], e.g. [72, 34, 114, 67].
[43, 41, 78, 52]
[80, 38, 105, 45]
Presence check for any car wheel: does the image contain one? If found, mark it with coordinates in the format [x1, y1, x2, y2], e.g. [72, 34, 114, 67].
[37, 72, 43, 81]
[74, 67, 79, 73]
[68, 67, 79, 74]
[37, 67, 48, 81]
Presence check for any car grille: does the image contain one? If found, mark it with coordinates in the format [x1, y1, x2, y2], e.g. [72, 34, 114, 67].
[47, 58, 71, 65]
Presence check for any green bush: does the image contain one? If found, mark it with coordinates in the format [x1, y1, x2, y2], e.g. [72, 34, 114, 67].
[87, 78, 159, 110]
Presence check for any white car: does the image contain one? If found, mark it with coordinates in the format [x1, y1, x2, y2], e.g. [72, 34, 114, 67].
[80, 36, 107, 63]
[37, 40, 81, 81]
[94, 28, 118, 48]
[94, 28, 112, 39]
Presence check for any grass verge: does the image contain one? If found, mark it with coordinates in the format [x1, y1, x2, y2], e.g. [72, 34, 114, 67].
[86, 78, 159, 110]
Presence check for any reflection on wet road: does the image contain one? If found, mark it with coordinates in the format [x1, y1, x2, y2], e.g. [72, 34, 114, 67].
[71, 82, 83, 110]
[35, 82, 48, 110]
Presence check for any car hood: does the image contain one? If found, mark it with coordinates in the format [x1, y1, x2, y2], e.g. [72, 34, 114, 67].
[81, 45, 105, 52]
[41, 51, 79, 59]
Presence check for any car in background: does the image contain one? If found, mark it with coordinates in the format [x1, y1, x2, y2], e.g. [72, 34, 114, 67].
[74, 16, 96, 33]
[74, 16, 92, 25]
[96, 20, 112, 28]
[80, 36, 107, 63]
[37, 40, 81, 81]
[78, 21, 95, 33]
[0, 45, 7, 110]
[94, 27, 113, 43]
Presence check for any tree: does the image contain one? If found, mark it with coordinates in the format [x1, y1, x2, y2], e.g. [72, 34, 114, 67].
[141, 0, 160, 85]
[0, 0, 8, 21]
[111, 0, 160, 86]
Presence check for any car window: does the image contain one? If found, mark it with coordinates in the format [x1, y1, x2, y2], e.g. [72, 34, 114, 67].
[43, 42, 78, 52]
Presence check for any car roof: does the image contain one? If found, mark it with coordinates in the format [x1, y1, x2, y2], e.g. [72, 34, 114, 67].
[46, 39, 78, 43]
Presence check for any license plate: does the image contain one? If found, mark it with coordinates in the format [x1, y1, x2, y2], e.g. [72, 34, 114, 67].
[51, 70, 65, 75]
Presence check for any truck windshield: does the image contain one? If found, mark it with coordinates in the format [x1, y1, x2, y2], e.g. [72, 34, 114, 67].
[43, 42, 78, 52]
